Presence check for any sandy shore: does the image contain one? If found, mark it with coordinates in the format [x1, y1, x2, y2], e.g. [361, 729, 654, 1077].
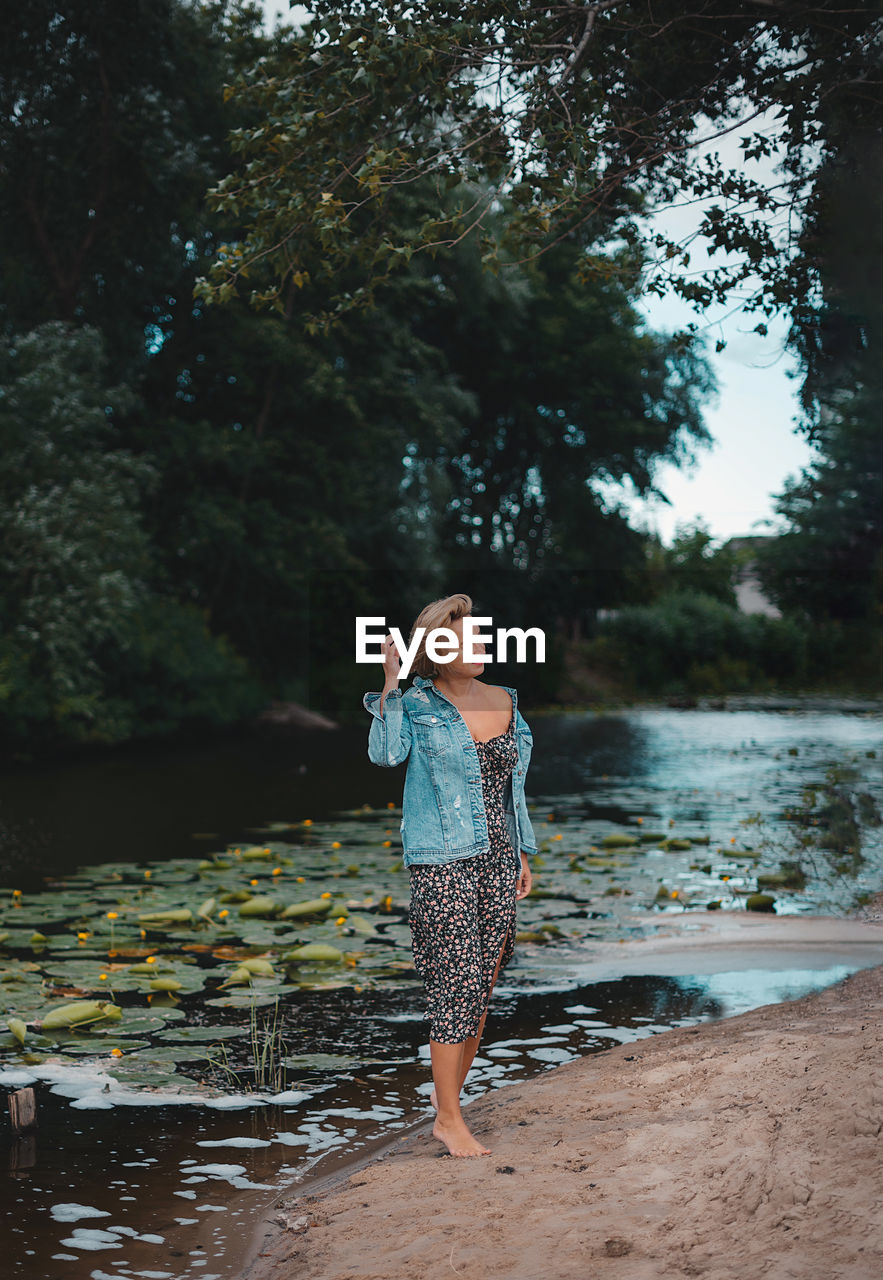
[244, 907, 883, 1280]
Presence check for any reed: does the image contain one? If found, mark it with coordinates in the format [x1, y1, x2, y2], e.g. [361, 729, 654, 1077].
[204, 996, 290, 1094]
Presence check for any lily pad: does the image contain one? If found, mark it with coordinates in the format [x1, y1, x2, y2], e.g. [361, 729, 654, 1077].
[42, 1001, 122, 1031]
[280, 898, 333, 920]
[238, 897, 280, 918]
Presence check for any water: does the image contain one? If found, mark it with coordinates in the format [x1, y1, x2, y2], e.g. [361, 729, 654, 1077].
[2, 964, 865, 1279]
[2, 703, 882, 1277]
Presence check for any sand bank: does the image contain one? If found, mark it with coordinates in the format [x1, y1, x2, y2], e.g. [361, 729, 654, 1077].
[244, 907, 883, 1280]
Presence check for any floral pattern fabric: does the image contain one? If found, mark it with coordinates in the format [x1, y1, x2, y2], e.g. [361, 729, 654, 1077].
[408, 708, 520, 1044]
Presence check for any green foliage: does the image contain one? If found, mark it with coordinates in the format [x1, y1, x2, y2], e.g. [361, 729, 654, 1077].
[589, 588, 883, 695]
[644, 519, 739, 607]
[754, 84, 883, 626]
[588, 589, 810, 694]
[1, 1, 878, 756]
[0, 321, 263, 756]
[196, 0, 880, 330]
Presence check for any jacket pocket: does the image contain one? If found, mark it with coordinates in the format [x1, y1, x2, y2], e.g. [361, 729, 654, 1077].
[411, 712, 448, 757]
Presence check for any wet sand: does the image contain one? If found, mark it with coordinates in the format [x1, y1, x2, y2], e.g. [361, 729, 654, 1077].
[243, 905, 883, 1280]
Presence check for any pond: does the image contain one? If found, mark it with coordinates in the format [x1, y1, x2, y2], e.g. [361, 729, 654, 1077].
[1, 704, 881, 1278]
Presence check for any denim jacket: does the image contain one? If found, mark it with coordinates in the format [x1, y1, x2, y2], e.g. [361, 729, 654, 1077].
[362, 673, 538, 868]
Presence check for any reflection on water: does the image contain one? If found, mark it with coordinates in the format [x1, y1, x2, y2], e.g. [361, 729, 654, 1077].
[1, 964, 859, 1280]
[2, 706, 881, 890]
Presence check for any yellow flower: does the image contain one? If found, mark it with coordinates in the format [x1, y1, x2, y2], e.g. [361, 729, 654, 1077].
[331, 842, 341, 849]
[320, 891, 332, 899]
[296, 876, 305, 883]
[382, 840, 392, 847]
[672, 891, 679, 898]
[99, 973, 107, 980]
[272, 867, 282, 876]
[303, 819, 313, 826]
[12, 889, 22, 898]
[335, 916, 346, 925]
[144, 870, 152, 878]
[554, 834, 563, 841]
[387, 801, 395, 809]
[140, 929, 147, 939]
[219, 909, 229, 919]
[77, 931, 90, 940]
[250, 878, 258, 886]
[637, 817, 643, 825]
[264, 847, 270, 854]
[106, 911, 118, 920]
[146, 955, 157, 964]
[111, 1048, 123, 1057]
[730, 836, 736, 844]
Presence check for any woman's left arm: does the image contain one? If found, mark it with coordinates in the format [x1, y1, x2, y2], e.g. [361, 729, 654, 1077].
[516, 853, 532, 900]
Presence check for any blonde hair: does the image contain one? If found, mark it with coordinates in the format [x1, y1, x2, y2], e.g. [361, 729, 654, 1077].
[408, 593, 473, 679]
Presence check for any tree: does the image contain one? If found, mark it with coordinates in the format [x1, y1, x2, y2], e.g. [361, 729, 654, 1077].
[195, 0, 881, 333]
[754, 44, 883, 624]
[0, 321, 262, 755]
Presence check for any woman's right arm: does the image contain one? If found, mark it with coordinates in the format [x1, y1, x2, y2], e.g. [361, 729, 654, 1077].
[362, 634, 412, 767]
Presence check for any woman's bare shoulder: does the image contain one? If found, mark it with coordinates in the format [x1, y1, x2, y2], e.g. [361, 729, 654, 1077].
[482, 681, 514, 711]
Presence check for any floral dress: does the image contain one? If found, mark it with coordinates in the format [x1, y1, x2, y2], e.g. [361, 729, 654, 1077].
[408, 709, 521, 1044]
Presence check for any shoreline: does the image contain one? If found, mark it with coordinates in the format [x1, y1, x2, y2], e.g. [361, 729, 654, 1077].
[531, 691, 883, 716]
[240, 903, 883, 1280]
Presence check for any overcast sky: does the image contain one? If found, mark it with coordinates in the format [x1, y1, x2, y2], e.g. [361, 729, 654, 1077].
[258, 2, 818, 548]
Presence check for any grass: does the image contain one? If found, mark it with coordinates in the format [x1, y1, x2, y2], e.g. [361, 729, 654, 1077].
[204, 995, 291, 1094]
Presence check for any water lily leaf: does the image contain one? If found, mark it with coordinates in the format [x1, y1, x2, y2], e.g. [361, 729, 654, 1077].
[282, 943, 343, 964]
[137, 909, 194, 925]
[279, 898, 333, 920]
[155, 1025, 247, 1043]
[108, 1007, 186, 1034]
[238, 897, 280, 918]
[239, 958, 275, 977]
[205, 990, 296, 1009]
[7, 1017, 27, 1045]
[221, 966, 255, 987]
[342, 914, 380, 936]
[42, 1000, 122, 1031]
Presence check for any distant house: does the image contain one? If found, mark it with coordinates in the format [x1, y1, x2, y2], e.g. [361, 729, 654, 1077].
[724, 535, 782, 617]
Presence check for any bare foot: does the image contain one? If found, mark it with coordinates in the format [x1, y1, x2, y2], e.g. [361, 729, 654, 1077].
[432, 1116, 491, 1157]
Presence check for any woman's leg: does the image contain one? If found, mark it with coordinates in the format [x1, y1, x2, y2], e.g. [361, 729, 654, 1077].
[429, 1039, 491, 1157]
[410, 862, 493, 1155]
[427, 941, 503, 1156]
[430, 925, 510, 1106]
[455, 930, 509, 1086]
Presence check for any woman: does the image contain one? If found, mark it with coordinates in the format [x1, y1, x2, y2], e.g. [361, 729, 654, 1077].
[363, 593, 537, 1158]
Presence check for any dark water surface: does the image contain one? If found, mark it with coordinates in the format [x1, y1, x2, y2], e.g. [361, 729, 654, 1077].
[2, 704, 882, 1278]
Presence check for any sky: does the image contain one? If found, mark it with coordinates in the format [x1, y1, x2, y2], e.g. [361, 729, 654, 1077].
[258, 2, 819, 549]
